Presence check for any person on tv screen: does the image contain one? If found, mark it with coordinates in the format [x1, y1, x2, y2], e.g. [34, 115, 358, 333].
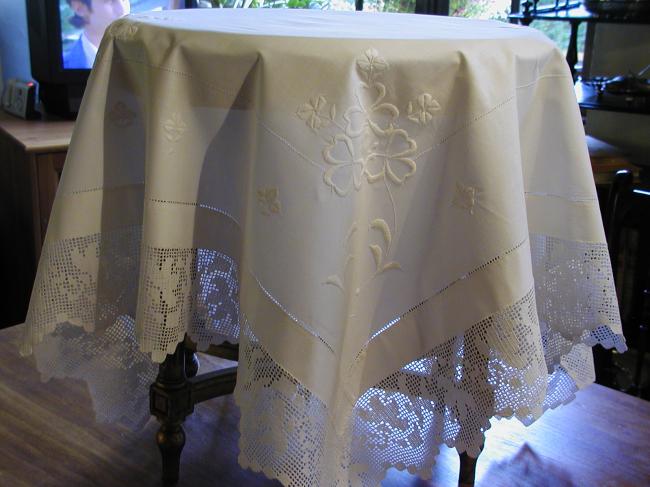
[64, 0, 131, 69]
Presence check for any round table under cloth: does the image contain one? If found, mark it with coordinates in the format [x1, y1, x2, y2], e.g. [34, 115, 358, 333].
[21, 9, 626, 487]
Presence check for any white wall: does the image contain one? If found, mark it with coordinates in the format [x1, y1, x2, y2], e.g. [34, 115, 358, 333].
[0, 0, 31, 86]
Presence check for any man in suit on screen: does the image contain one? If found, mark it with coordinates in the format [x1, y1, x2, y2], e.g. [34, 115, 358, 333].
[63, 0, 131, 69]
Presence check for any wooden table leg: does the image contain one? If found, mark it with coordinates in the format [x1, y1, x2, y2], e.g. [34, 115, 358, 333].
[150, 341, 194, 486]
[457, 328, 488, 487]
[185, 347, 200, 379]
[156, 422, 186, 486]
[458, 445, 483, 487]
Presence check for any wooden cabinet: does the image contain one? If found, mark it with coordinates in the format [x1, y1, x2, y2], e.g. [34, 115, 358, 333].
[0, 112, 73, 328]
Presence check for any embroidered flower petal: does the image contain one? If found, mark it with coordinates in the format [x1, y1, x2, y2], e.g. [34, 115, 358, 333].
[297, 95, 329, 131]
[364, 153, 386, 183]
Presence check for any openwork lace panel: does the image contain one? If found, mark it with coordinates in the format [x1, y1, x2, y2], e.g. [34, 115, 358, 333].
[23, 225, 625, 485]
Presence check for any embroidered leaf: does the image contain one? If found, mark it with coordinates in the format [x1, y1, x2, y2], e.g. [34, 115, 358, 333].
[381, 261, 402, 273]
[324, 275, 344, 291]
[330, 103, 336, 121]
[323, 166, 348, 197]
[369, 244, 383, 270]
[370, 219, 391, 248]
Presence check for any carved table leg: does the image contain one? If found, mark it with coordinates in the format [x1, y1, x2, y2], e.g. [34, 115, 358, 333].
[156, 422, 186, 485]
[150, 341, 194, 486]
[184, 348, 200, 379]
[458, 445, 483, 487]
[457, 328, 488, 487]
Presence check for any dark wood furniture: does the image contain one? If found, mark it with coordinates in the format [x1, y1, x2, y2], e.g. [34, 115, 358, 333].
[2, 323, 649, 486]
[0, 112, 74, 328]
[151, 340, 238, 485]
[588, 135, 639, 184]
[605, 169, 650, 398]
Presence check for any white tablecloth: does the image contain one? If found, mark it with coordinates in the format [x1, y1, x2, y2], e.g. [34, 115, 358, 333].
[22, 9, 626, 486]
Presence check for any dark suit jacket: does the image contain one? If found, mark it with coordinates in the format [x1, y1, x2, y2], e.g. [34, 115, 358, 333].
[63, 36, 91, 69]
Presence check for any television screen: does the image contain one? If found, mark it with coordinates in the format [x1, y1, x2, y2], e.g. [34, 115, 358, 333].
[60, 0, 193, 70]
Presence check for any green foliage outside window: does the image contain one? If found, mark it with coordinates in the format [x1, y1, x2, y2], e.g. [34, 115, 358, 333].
[61, 0, 584, 58]
[449, 0, 586, 59]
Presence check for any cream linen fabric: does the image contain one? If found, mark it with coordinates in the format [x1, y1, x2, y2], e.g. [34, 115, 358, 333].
[22, 9, 625, 486]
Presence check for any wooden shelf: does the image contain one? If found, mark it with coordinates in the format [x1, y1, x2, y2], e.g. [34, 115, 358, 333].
[0, 110, 74, 152]
[576, 81, 650, 114]
[0, 112, 74, 328]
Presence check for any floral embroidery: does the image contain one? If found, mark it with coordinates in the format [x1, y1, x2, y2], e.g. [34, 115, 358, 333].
[407, 93, 441, 125]
[325, 219, 401, 294]
[368, 218, 401, 276]
[356, 49, 389, 84]
[163, 113, 187, 143]
[297, 95, 334, 131]
[108, 102, 136, 128]
[453, 182, 480, 215]
[299, 48, 427, 295]
[298, 49, 418, 199]
[365, 129, 417, 185]
[322, 134, 365, 196]
[257, 187, 281, 216]
[343, 84, 398, 138]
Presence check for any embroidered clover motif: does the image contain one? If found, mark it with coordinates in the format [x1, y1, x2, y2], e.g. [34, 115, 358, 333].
[365, 129, 417, 185]
[298, 48, 417, 198]
[322, 134, 366, 197]
[297, 95, 334, 131]
[257, 187, 281, 216]
[163, 113, 187, 143]
[344, 85, 398, 138]
[299, 48, 428, 297]
[356, 48, 389, 84]
[407, 93, 441, 125]
[453, 182, 481, 215]
[108, 102, 136, 128]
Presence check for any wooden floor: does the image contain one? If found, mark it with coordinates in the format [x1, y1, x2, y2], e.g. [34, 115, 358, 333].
[1, 324, 648, 487]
